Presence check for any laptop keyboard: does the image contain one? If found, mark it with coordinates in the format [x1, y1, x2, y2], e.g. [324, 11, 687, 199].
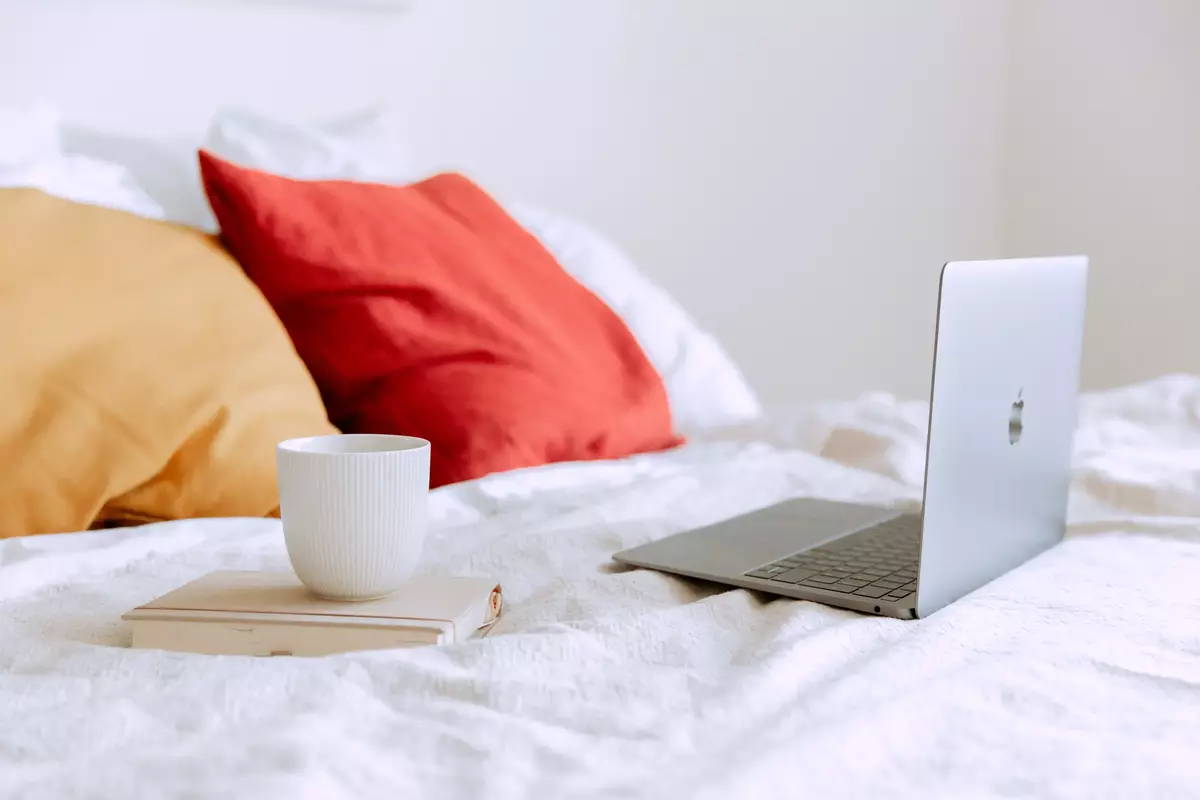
[743, 514, 920, 602]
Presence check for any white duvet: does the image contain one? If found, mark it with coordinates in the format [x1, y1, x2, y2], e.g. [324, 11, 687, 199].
[2, 377, 1198, 799]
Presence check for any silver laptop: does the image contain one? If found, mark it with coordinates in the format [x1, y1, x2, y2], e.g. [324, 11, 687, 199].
[614, 256, 1088, 619]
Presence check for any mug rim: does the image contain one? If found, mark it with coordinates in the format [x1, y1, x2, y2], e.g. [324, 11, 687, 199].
[278, 433, 431, 456]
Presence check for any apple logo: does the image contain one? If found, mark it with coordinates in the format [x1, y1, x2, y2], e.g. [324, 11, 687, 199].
[1009, 389, 1024, 445]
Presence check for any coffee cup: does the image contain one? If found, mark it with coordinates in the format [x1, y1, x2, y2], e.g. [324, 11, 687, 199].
[276, 433, 430, 601]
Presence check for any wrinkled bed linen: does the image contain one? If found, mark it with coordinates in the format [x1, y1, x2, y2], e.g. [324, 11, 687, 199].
[1, 376, 1197, 799]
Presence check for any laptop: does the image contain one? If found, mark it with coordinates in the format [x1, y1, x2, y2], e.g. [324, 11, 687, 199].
[614, 256, 1088, 619]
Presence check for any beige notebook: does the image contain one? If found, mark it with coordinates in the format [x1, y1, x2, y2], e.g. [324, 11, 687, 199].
[123, 570, 503, 656]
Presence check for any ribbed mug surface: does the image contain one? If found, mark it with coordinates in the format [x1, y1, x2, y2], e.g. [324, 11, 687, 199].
[277, 434, 430, 600]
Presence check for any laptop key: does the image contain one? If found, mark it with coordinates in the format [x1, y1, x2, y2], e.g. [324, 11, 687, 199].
[768, 568, 818, 584]
[829, 582, 861, 593]
[853, 585, 890, 598]
[805, 575, 839, 585]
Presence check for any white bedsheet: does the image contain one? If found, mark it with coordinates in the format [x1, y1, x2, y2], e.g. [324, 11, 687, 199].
[2, 377, 1198, 799]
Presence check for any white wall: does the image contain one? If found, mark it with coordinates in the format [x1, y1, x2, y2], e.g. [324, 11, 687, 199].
[0, 0, 1012, 407]
[1004, 0, 1200, 391]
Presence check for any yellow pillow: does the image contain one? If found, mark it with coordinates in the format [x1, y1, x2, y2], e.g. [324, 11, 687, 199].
[0, 189, 338, 537]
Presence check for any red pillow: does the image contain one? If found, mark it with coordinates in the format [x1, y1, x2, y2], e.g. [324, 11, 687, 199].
[199, 151, 681, 486]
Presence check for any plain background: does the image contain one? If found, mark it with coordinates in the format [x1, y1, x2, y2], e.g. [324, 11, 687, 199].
[1, 0, 1195, 407]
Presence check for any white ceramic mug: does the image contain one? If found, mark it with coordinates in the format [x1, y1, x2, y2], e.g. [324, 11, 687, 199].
[276, 434, 430, 601]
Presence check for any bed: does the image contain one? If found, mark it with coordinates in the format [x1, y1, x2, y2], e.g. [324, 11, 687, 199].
[3, 375, 1197, 798]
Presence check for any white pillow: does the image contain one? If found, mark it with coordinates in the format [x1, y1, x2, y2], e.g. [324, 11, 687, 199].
[200, 107, 762, 431]
[207, 106, 417, 185]
[0, 104, 164, 219]
[507, 202, 762, 431]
